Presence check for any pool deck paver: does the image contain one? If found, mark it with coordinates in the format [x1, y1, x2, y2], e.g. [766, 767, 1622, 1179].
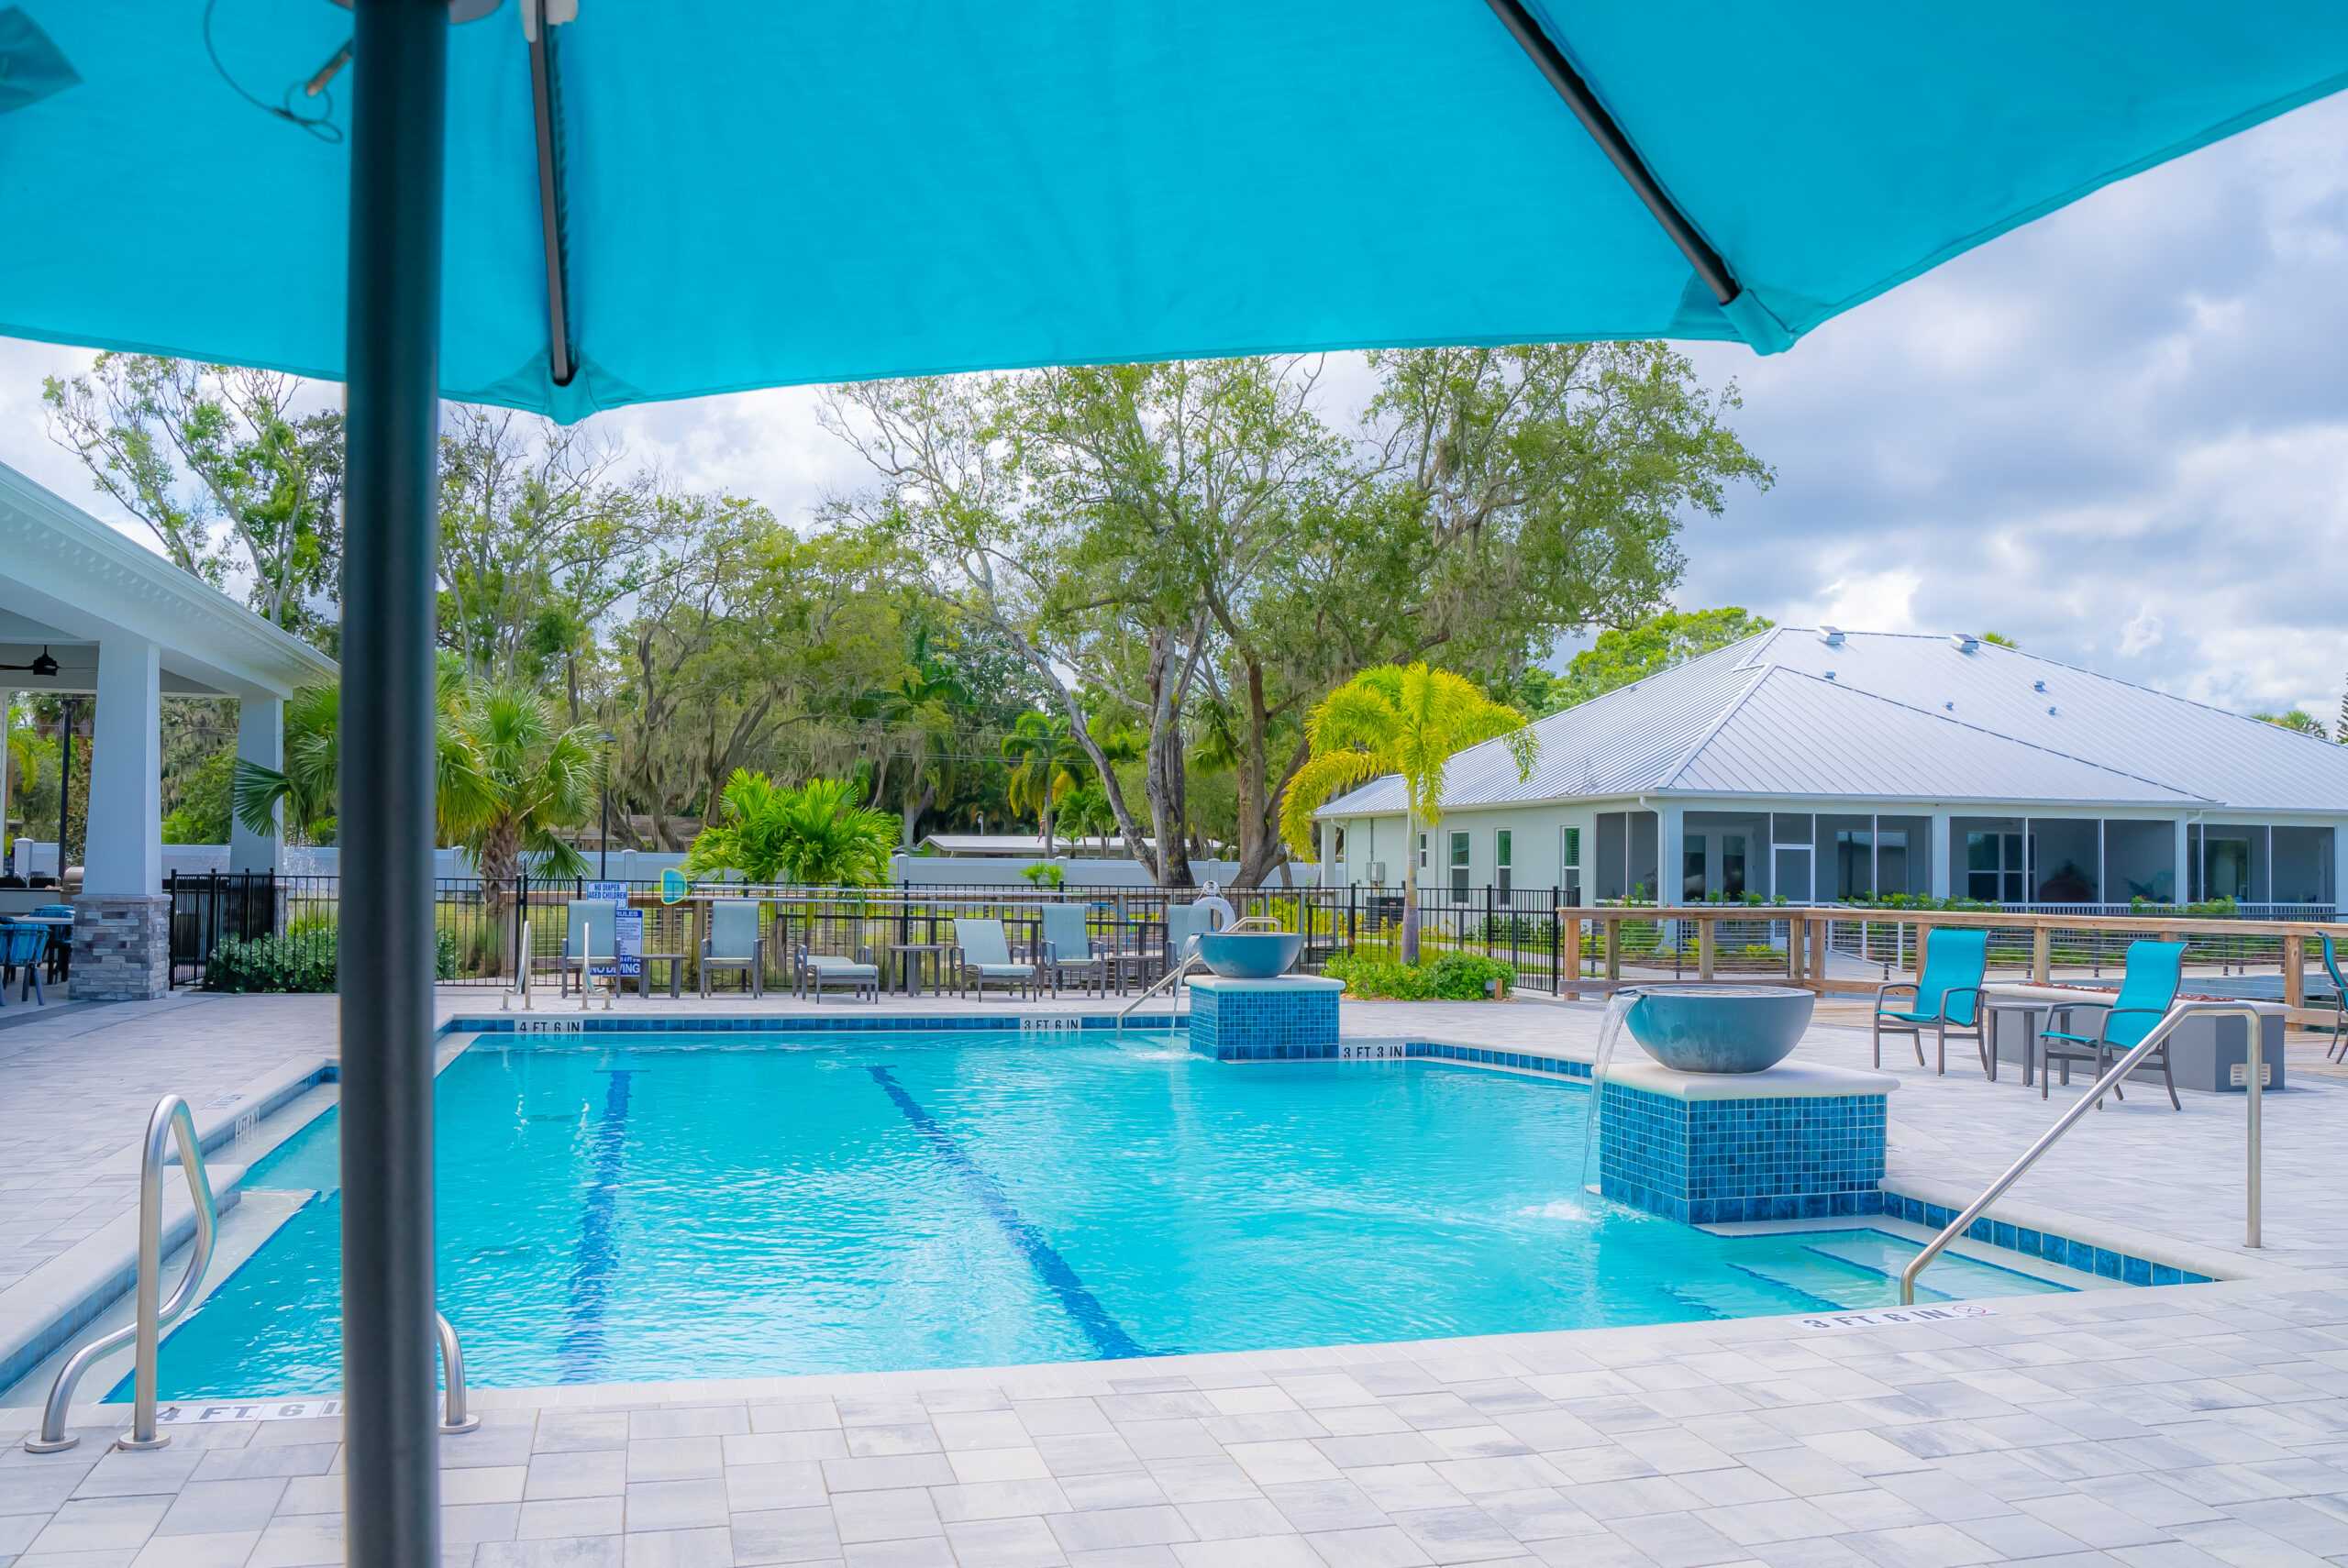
[5, 987, 2348, 1564]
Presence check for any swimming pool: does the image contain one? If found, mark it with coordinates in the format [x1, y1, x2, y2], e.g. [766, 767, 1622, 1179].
[147, 1030, 2067, 1397]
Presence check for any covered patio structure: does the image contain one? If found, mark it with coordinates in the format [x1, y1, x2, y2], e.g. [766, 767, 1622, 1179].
[0, 460, 338, 999]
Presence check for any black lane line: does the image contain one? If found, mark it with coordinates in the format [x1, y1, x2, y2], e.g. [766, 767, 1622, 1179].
[556, 1066, 637, 1380]
[866, 1066, 1146, 1361]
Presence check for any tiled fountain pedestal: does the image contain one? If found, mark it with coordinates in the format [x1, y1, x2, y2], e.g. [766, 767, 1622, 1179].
[1188, 974, 1345, 1060]
[1599, 1060, 1898, 1224]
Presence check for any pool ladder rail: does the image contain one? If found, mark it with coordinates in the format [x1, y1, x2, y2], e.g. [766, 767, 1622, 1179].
[1901, 999, 2266, 1304]
[27, 1093, 481, 1452]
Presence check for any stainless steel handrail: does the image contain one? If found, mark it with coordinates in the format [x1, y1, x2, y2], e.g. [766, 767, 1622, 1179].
[27, 1095, 220, 1452]
[1113, 913, 1278, 1023]
[1900, 1000, 2267, 1303]
[436, 1311, 480, 1433]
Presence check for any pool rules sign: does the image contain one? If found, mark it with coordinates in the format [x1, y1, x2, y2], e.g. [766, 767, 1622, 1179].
[584, 882, 642, 978]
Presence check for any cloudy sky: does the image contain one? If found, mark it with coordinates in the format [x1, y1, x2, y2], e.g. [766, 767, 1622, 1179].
[4, 88, 2343, 722]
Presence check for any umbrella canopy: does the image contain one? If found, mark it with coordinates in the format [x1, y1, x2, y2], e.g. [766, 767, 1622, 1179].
[5, 2, 2346, 420]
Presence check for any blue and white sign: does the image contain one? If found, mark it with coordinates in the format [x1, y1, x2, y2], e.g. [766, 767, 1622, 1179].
[592, 910, 644, 979]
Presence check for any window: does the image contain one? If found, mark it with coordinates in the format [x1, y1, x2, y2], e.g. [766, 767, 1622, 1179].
[1495, 830, 1512, 899]
[2030, 818, 2099, 904]
[1449, 830, 1470, 902]
[1819, 815, 1874, 900]
[1683, 834, 1707, 903]
[1331, 826, 1346, 865]
[1722, 834, 1746, 899]
[1418, 832, 1428, 870]
[1560, 825, 1582, 907]
[1955, 818, 2025, 902]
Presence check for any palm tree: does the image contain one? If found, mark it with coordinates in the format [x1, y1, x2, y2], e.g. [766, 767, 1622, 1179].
[1279, 663, 1538, 963]
[231, 680, 345, 845]
[684, 770, 896, 887]
[1001, 709, 1089, 856]
[437, 684, 600, 889]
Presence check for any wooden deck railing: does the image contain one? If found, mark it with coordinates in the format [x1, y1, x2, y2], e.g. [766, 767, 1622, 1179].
[1556, 904, 2346, 1024]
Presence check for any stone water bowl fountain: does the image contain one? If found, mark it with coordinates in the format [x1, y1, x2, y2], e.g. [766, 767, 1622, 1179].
[1625, 985, 1814, 1073]
[1194, 929, 1303, 978]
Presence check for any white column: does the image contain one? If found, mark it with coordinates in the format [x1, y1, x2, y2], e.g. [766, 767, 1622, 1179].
[229, 694, 283, 872]
[2176, 818, 2192, 905]
[1660, 803, 1684, 904]
[1931, 812, 1952, 899]
[84, 638, 161, 896]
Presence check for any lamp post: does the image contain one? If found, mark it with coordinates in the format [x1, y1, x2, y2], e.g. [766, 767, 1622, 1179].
[598, 731, 615, 881]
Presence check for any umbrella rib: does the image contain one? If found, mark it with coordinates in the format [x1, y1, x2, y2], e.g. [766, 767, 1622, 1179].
[1479, 0, 1739, 306]
[527, 0, 576, 387]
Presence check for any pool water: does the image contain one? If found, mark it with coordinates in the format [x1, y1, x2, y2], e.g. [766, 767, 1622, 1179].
[145, 1032, 2066, 1397]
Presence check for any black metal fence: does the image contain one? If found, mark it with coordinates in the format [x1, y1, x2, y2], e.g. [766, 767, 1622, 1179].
[162, 873, 2336, 997]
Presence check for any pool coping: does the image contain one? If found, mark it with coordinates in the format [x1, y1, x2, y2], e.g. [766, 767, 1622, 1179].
[6, 1013, 2298, 1418]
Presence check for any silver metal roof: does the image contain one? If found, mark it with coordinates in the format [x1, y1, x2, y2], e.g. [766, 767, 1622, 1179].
[1319, 629, 2348, 817]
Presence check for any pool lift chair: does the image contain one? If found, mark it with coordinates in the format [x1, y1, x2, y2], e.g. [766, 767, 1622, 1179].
[795, 942, 880, 1003]
[2038, 939, 2187, 1109]
[701, 899, 765, 999]
[1871, 928, 1988, 1074]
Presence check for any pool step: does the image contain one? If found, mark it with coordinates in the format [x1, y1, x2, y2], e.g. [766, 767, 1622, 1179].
[1727, 1242, 1944, 1310]
[1801, 1233, 2055, 1298]
[1659, 1270, 1845, 1321]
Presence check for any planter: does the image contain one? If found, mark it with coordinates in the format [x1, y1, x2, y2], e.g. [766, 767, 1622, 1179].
[1194, 931, 1302, 979]
[1626, 984, 1813, 1074]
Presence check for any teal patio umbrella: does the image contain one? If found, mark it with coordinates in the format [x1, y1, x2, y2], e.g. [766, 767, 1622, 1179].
[3, 4, 2342, 1562]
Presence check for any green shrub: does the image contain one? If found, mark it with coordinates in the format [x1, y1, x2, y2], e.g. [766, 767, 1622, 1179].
[1324, 953, 1514, 1000]
[205, 926, 460, 991]
[205, 931, 338, 993]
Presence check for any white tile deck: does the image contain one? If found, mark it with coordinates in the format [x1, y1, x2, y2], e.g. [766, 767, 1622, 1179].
[4, 988, 2346, 1566]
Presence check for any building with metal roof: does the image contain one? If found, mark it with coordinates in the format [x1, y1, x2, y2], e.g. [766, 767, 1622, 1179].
[1312, 627, 2348, 918]
[1, 459, 338, 998]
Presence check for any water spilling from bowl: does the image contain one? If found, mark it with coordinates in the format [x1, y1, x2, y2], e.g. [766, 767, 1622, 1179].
[1578, 989, 1639, 1198]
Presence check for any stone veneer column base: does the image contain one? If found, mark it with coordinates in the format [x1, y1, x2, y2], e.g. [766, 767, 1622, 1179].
[1187, 975, 1345, 1060]
[70, 892, 172, 1001]
[1597, 1059, 1899, 1225]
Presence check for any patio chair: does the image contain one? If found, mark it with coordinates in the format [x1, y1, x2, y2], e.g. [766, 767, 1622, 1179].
[31, 905, 72, 982]
[560, 900, 618, 998]
[952, 918, 1037, 1000]
[2039, 939, 2185, 1109]
[2321, 933, 2348, 1063]
[795, 942, 880, 1004]
[1037, 905, 1107, 999]
[2, 920, 49, 1005]
[701, 900, 764, 998]
[1872, 929, 1988, 1074]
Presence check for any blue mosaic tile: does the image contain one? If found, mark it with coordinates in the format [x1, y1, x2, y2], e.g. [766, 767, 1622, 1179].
[1596, 1081, 1888, 1226]
[1191, 985, 1337, 1061]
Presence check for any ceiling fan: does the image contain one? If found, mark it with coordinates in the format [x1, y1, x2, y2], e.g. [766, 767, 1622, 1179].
[0, 647, 61, 678]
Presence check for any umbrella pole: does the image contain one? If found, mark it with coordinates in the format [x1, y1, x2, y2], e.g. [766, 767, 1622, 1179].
[341, 4, 449, 1566]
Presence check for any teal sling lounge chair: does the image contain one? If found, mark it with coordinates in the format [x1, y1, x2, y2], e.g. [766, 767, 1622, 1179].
[1037, 905, 1107, 999]
[2040, 939, 2185, 1109]
[700, 900, 765, 998]
[953, 918, 1038, 1000]
[560, 900, 618, 999]
[1873, 929, 1988, 1074]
